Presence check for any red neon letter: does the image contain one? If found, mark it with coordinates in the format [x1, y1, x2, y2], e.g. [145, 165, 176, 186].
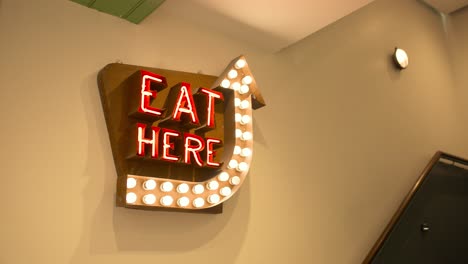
[183, 133, 205, 166]
[172, 83, 199, 124]
[206, 138, 221, 167]
[161, 129, 180, 162]
[139, 71, 167, 116]
[136, 123, 160, 158]
[199, 88, 223, 128]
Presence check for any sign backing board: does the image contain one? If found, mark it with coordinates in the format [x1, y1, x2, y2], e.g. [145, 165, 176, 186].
[98, 56, 264, 213]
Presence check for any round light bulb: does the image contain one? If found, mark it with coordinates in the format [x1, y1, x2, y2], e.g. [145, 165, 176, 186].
[126, 192, 137, 204]
[235, 59, 246, 69]
[237, 162, 248, 172]
[208, 194, 221, 204]
[234, 98, 241, 107]
[240, 115, 251, 125]
[221, 79, 230, 88]
[228, 159, 238, 169]
[192, 184, 204, 194]
[160, 195, 173, 206]
[239, 85, 249, 94]
[177, 183, 189, 194]
[160, 181, 173, 192]
[193, 197, 205, 208]
[228, 69, 238, 79]
[394, 48, 409, 69]
[233, 146, 241, 155]
[207, 180, 219, 190]
[235, 113, 242, 122]
[143, 179, 156, 190]
[142, 194, 156, 205]
[242, 76, 252, 85]
[220, 187, 232, 197]
[239, 100, 250, 109]
[235, 129, 242, 138]
[177, 197, 190, 207]
[240, 147, 252, 157]
[241, 131, 252, 141]
[230, 176, 241, 186]
[218, 172, 229, 182]
[127, 178, 137, 189]
[231, 82, 240, 91]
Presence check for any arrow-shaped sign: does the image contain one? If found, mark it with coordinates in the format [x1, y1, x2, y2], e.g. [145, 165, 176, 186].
[99, 55, 265, 212]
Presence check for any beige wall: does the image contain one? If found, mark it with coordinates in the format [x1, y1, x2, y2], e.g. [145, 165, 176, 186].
[0, 0, 466, 263]
[448, 6, 468, 152]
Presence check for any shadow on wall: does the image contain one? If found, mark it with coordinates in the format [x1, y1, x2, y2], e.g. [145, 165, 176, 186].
[386, 53, 402, 81]
[110, 186, 250, 252]
[70, 71, 251, 262]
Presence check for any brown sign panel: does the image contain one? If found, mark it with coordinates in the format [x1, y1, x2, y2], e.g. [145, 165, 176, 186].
[98, 56, 264, 213]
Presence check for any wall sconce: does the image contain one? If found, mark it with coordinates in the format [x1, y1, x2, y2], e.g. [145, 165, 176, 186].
[393, 48, 409, 69]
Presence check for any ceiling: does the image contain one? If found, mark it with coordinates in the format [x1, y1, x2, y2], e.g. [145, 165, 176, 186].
[70, 0, 468, 51]
[186, 0, 376, 49]
[71, 0, 376, 50]
[423, 0, 468, 13]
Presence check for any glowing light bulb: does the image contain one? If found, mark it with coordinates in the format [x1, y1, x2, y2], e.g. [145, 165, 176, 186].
[240, 115, 251, 125]
[193, 197, 205, 208]
[192, 184, 204, 194]
[207, 180, 219, 190]
[394, 48, 409, 69]
[126, 192, 137, 204]
[228, 69, 238, 79]
[237, 162, 248, 172]
[221, 79, 230, 88]
[177, 183, 189, 194]
[208, 194, 221, 204]
[235, 59, 246, 69]
[233, 146, 241, 155]
[231, 82, 240, 91]
[240, 147, 252, 157]
[220, 187, 232, 197]
[142, 194, 156, 205]
[218, 172, 229, 182]
[239, 100, 250, 109]
[242, 76, 252, 85]
[177, 197, 190, 207]
[127, 178, 137, 189]
[160, 181, 173, 192]
[235, 113, 242, 122]
[228, 159, 238, 169]
[160, 195, 173, 206]
[239, 85, 249, 94]
[235, 129, 242, 138]
[234, 98, 241, 107]
[241, 131, 252, 141]
[230, 176, 241, 186]
[143, 179, 156, 190]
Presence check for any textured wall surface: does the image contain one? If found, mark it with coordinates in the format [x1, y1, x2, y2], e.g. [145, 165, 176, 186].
[0, 0, 466, 263]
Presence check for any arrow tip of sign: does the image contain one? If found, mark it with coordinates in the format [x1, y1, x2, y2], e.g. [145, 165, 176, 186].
[212, 55, 266, 109]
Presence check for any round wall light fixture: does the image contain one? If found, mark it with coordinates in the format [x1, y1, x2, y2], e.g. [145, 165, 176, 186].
[393, 48, 409, 69]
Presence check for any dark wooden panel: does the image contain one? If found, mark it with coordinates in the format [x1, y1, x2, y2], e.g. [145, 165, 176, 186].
[364, 152, 468, 263]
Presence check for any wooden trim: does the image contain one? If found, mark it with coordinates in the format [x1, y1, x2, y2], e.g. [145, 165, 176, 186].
[439, 151, 468, 165]
[362, 151, 462, 263]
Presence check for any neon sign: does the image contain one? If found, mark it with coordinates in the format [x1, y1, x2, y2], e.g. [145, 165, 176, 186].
[98, 56, 265, 212]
